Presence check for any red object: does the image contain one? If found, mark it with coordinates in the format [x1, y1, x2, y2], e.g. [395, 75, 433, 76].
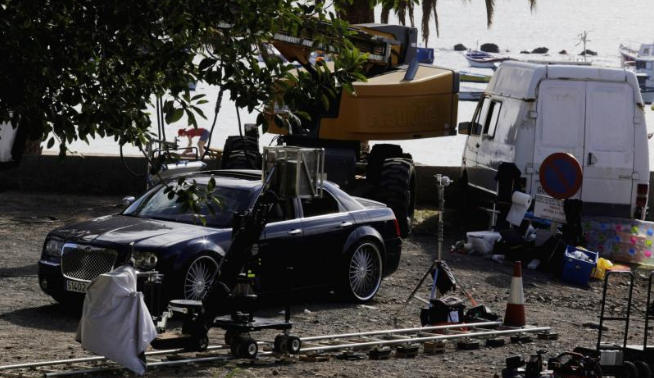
[393, 218, 401, 237]
[539, 152, 583, 199]
[178, 128, 207, 137]
[504, 261, 526, 327]
[512, 261, 522, 277]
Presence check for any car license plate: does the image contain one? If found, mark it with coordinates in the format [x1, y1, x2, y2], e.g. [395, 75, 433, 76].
[65, 280, 89, 293]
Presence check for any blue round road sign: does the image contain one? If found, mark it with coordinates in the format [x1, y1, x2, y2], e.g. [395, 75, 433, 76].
[539, 152, 583, 199]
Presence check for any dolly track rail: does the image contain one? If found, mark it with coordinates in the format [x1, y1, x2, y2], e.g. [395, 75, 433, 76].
[0, 322, 550, 376]
[301, 326, 551, 353]
[299, 321, 502, 342]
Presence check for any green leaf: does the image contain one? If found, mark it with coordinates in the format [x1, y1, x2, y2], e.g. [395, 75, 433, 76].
[166, 108, 184, 124]
[198, 58, 217, 72]
[321, 94, 330, 111]
[186, 109, 197, 128]
[46, 137, 55, 149]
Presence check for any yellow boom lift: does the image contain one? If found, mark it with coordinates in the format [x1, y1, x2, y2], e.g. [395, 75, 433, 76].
[221, 23, 459, 236]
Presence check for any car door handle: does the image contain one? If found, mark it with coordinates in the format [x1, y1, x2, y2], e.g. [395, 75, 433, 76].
[340, 221, 353, 228]
[288, 229, 302, 235]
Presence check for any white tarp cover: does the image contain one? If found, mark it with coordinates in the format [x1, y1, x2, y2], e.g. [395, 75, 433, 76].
[76, 265, 157, 375]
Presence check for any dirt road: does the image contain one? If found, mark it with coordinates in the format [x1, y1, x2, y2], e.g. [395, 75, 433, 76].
[0, 191, 649, 377]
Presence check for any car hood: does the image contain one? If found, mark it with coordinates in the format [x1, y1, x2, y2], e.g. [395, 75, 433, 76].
[51, 214, 227, 248]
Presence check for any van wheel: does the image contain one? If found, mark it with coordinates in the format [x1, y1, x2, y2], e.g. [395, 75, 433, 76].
[374, 158, 415, 237]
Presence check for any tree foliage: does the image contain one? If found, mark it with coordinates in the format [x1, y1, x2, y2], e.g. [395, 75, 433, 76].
[0, 0, 361, 155]
[0, 0, 366, 219]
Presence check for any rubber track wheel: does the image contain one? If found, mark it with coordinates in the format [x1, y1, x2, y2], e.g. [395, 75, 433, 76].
[375, 158, 415, 237]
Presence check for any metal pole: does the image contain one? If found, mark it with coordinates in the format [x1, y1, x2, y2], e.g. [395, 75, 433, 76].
[300, 321, 501, 342]
[434, 174, 451, 260]
[300, 326, 551, 353]
[437, 176, 444, 260]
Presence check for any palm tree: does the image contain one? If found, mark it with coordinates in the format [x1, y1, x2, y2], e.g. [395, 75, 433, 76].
[337, 0, 536, 47]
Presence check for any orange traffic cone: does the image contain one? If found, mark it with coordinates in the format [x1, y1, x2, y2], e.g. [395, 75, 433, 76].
[504, 261, 526, 327]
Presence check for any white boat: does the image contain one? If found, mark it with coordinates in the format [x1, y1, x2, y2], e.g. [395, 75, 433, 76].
[619, 43, 640, 64]
[620, 43, 654, 104]
[620, 42, 654, 66]
[635, 62, 654, 104]
[463, 50, 511, 69]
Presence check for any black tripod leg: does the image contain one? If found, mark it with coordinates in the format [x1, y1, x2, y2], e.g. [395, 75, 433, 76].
[392, 259, 439, 323]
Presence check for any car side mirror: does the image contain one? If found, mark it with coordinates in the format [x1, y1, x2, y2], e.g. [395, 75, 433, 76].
[458, 122, 472, 135]
[122, 196, 136, 207]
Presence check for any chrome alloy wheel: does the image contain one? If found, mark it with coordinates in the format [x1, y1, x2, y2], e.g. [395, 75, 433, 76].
[184, 256, 219, 300]
[348, 242, 382, 301]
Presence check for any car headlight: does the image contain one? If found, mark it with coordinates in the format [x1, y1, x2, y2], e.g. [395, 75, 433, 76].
[44, 239, 64, 258]
[133, 251, 158, 271]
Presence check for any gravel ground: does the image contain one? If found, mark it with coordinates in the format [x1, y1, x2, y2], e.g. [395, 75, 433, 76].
[0, 191, 652, 377]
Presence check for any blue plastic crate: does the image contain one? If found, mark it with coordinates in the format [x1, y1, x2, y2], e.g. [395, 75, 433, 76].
[561, 246, 598, 286]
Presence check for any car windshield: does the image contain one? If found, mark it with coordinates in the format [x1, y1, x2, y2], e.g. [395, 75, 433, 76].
[123, 184, 255, 228]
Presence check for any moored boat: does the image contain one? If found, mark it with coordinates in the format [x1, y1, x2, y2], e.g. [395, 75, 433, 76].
[463, 50, 511, 69]
[620, 43, 654, 104]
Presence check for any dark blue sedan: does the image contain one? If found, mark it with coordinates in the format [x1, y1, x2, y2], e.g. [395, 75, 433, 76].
[38, 170, 402, 304]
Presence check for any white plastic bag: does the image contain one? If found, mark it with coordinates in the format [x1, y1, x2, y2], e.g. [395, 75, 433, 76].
[466, 231, 502, 255]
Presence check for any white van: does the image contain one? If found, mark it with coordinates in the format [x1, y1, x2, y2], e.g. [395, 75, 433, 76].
[459, 61, 649, 219]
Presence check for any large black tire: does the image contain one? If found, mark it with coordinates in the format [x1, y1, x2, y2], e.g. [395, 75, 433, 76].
[221, 136, 262, 169]
[636, 361, 652, 378]
[374, 158, 415, 238]
[366, 144, 404, 183]
[621, 361, 640, 378]
[341, 239, 383, 302]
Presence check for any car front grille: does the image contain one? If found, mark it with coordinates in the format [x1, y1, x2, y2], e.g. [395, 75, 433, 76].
[61, 244, 118, 282]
